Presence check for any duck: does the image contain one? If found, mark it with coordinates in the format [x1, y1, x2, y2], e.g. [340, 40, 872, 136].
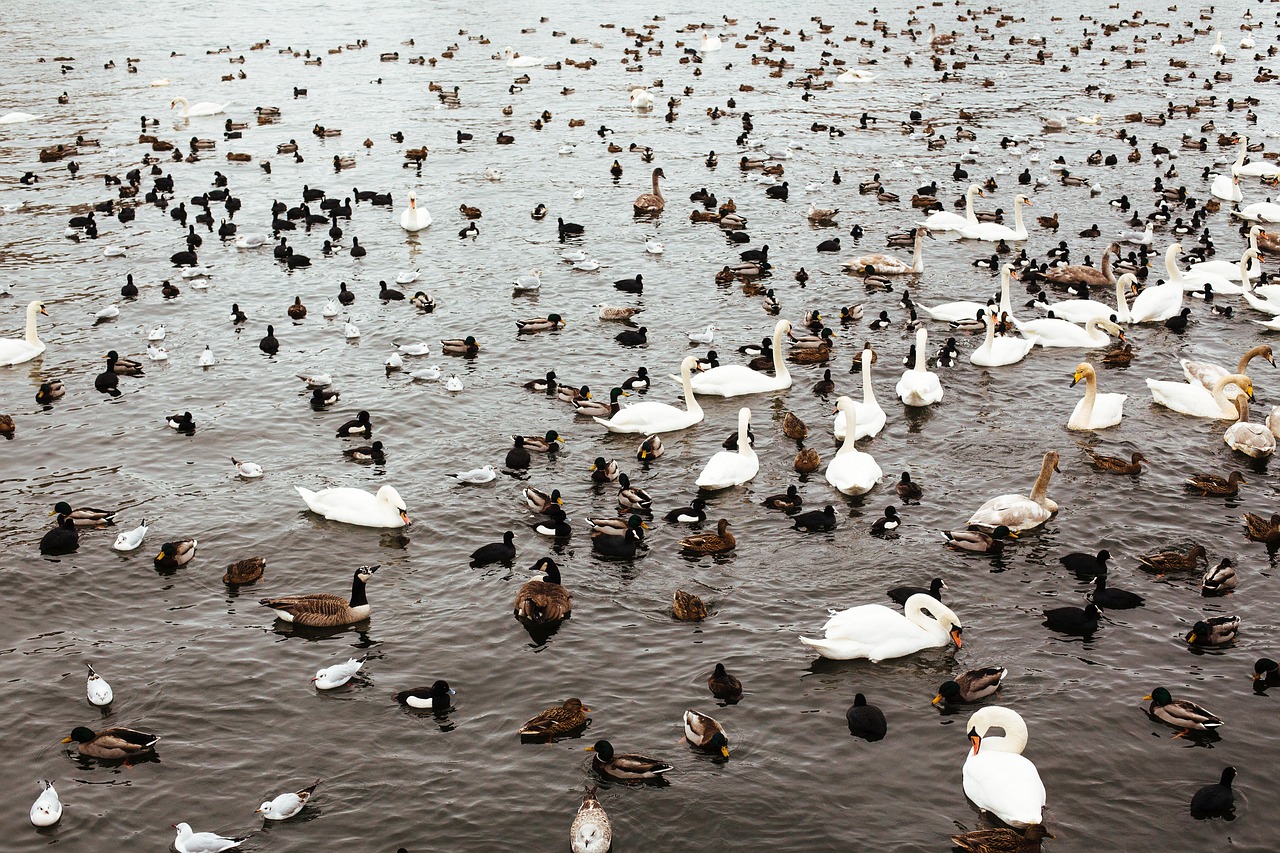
[61, 725, 159, 760]
[1143, 687, 1223, 736]
[679, 518, 735, 554]
[441, 336, 479, 356]
[962, 706, 1046, 828]
[634, 167, 666, 214]
[842, 227, 929, 274]
[958, 195, 1031, 241]
[834, 350, 885, 440]
[1067, 363, 1126, 430]
[793, 505, 838, 532]
[519, 698, 589, 739]
[1186, 615, 1240, 646]
[896, 327, 943, 406]
[968, 450, 1059, 532]
[399, 190, 431, 231]
[933, 667, 1008, 706]
[951, 825, 1052, 853]
[1242, 512, 1280, 546]
[1201, 558, 1238, 596]
[574, 388, 627, 419]
[942, 525, 1016, 553]
[222, 556, 265, 585]
[695, 408, 759, 489]
[687, 320, 792, 396]
[589, 457, 619, 483]
[707, 664, 742, 701]
[154, 539, 197, 570]
[519, 430, 563, 454]
[683, 709, 730, 757]
[295, 484, 409, 528]
[637, 434, 664, 461]
[800, 593, 962, 661]
[1146, 372, 1253, 420]
[471, 531, 517, 566]
[513, 557, 572, 625]
[1138, 543, 1208, 572]
[672, 589, 708, 621]
[344, 441, 386, 463]
[394, 680, 455, 711]
[1187, 470, 1247, 497]
[596, 356, 703, 434]
[260, 565, 377, 626]
[50, 501, 117, 527]
[825, 396, 883, 496]
[585, 740, 673, 781]
[665, 498, 708, 524]
[0, 300, 48, 366]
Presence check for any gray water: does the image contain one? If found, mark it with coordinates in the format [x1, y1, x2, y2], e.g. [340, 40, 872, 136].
[2, 1, 1278, 850]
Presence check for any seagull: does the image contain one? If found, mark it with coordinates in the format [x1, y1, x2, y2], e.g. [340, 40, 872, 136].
[85, 663, 113, 706]
[513, 269, 542, 291]
[95, 304, 120, 321]
[148, 325, 166, 341]
[172, 822, 244, 853]
[572, 188, 585, 200]
[112, 520, 148, 551]
[103, 246, 127, 257]
[444, 374, 465, 392]
[484, 167, 503, 181]
[394, 341, 431, 356]
[561, 249, 589, 262]
[573, 259, 601, 271]
[30, 781, 61, 827]
[454, 465, 497, 484]
[322, 299, 339, 318]
[147, 345, 169, 361]
[395, 269, 420, 285]
[198, 346, 216, 367]
[645, 238, 664, 254]
[344, 319, 360, 339]
[312, 658, 363, 690]
[688, 325, 716, 344]
[296, 372, 332, 387]
[409, 365, 442, 381]
[257, 780, 321, 820]
[385, 353, 403, 372]
[231, 457, 263, 479]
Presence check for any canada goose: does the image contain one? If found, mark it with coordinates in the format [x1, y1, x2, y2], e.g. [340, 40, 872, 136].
[259, 565, 378, 626]
[513, 557, 572, 625]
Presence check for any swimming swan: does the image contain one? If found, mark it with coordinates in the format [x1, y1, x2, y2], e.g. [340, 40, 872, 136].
[825, 395, 883, 495]
[695, 407, 759, 489]
[957, 195, 1030, 241]
[595, 356, 704, 433]
[0, 300, 47, 366]
[799, 593, 962, 661]
[834, 351, 885, 440]
[896, 327, 943, 407]
[685, 319, 792, 396]
[170, 96, 228, 117]
[963, 706, 1047, 828]
[295, 484, 410, 528]
[967, 450, 1059, 532]
[400, 190, 432, 232]
[1146, 372, 1253, 420]
[1068, 362, 1125, 430]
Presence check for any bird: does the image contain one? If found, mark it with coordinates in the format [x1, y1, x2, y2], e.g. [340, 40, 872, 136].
[111, 520, 148, 552]
[950, 825, 1053, 853]
[454, 465, 497, 484]
[707, 663, 742, 701]
[222, 557, 265, 585]
[1042, 602, 1101, 634]
[471, 531, 516, 566]
[1190, 767, 1236, 819]
[172, 823, 244, 853]
[933, 667, 1008, 706]
[231, 457, 263, 479]
[570, 785, 612, 853]
[29, 780, 61, 827]
[1186, 615, 1240, 646]
[846, 693, 887, 741]
[394, 680, 456, 711]
[793, 505, 838, 532]
[679, 518, 735, 554]
[85, 663, 113, 706]
[50, 501, 117, 527]
[519, 698, 589, 740]
[62, 725, 159, 760]
[260, 566, 377, 626]
[1143, 686, 1224, 737]
[672, 589, 708, 621]
[311, 657, 364, 689]
[257, 780, 322, 820]
[683, 709, 730, 758]
[40, 515, 79, 554]
[886, 577, 944, 606]
[585, 740, 673, 781]
[513, 557, 572, 626]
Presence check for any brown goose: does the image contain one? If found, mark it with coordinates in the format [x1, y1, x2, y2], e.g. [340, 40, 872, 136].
[259, 565, 377, 626]
[513, 557, 572, 625]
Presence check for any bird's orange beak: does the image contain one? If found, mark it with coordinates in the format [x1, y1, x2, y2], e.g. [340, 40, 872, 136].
[950, 627, 963, 649]
[400, 510, 411, 525]
[931, 694, 944, 706]
[969, 731, 981, 755]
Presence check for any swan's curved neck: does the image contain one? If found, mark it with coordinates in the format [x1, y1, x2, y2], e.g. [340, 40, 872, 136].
[1028, 453, 1057, 506]
[1237, 345, 1271, 375]
[651, 170, 663, 200]
[965, 184, 980, 224]
[25, 302, 42, 345]
[1101, 245, 1114, 282]
[1213, 373, 1251, 412]
[982, 313, 997, 348]
[1241, 248, 1258, 280]
[912, 327, 928, 371]
[998, 269, 1013, 316]
[771, 323, 790, 379]
[836, 402, 859, 455]
[1113, 277, 1132, 322]
[1076, 370, 1097, 422]
[971, 708, 1029, 754]
[861, 352, 877, 405]
[911, 231, 925, 272]
[1236, 137, 1247, 169]
[905, 596, 957, 634]
[680, 363, 702, 415]
[736, 411, 755, 459]
[1164, 246, 1183, 282]
[1011, 199, 1027, 235]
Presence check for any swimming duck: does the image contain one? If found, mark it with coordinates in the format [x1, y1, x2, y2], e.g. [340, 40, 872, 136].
[62, 725, 159, 760]
[672, 589, 708, 621]
[585, 740, 673, 780]
[1186, 615, 1240, 646]
[683, 709, 730, 758]
[933, 667, 1008, 706]
[441, 336, 479, 356]
[520, 698, 589, 740]
[707, 663, 742, 701]
[154, 539, 197, 570]
[1186, 471, 1246, 497]
[50, 501, 117, 527]
[1143, 686, 1224, 736]
[950, 825, 1053, 853]
[394, 680, 455, 711]
[679, 518, 735, 554]
[222, 556, 265, 585]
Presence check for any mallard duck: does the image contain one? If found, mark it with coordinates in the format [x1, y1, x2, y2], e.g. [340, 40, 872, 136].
[154, 539, 197, 570]
[40, 516, 78, 554]
[590, 457, 619, 483]
[1187, 471, 1246, 496]
[637, 434, 664, 461]
[1187, 615, 1240, 646]
[1087, 450, 1147, 474]
[1253, 658, 1280, 690]
[672, 588, 709, 621]
[950, 824, 1053, 853]
[523, 487, 563, 513]
[794, 447, 821, 473]
[441, 336, 479, 356]
[558, 384, 590, 404]
[575, 388, 627, 418]
[260, 565, 377, 626]
[707, 663, 742, 700]
[763, 485, 803, 511]
[1243, 512, 1280, 547]
[517, 314, 565, 334]
[588, 514, 647, 538]
[1137, 543, 1207, 572]
[222, 556, 265, 585]
[524, 371, 558, 394]
[287, 296, 307, 319]
[1201, 558, 1237, 596]
[679, 518, 735, 554]
[616, 473, 651, 511]
[683, 709, 730, 758]
[895, 472, 923, 503]
[782, 411, 808, 440]
[104, 350, 144, 375]
[61, 726, 159, 760]
[514, 557, 572, 625]
[944, 526, 1015, 553]
[521, 430, 564, 453]
[36, 380, 65, 405]
[471, 531, 516, 566]
[933, 666, 1007, 706]
[394, 680, 455, 711]
[519, 698, 589, 739]
[50, 501, 117, 527]
[1143, 686, 1224, 736]
[593, 527, 645, 558]
[585, 740, 673, 780]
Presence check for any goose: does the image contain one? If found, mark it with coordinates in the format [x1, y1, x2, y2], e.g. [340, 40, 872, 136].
[1146, 372, 1253, 420]
[962, 706, 1047, 828]
[399, 190, 431, 231]
[896, 327, 943, 406]
[1127, 244, 1186, 323]
[1014, 315, 1123, 349]
[1224, 396, 1275, 458]
[295, 484, 409, 528]
[0, 300, 47, 366]
[1068, 363, 1126, 430]
[595, 356, 703, 434]
[967, 450, 1060, 532]
[825, 396, 883, 495]
[918, 183, 983, 232]
[169, 96, 228, 117]
[799, 593, 962, 661]
[842, 227, 928, 274]
[634, 167, 666, 214]
[957, 195, 1031, 241]
[1181, 344, 1273, 400]
[686, 320, 791, 396]
[513, 557, 572, 625]
[260, 565, 377, 626]
[1033, 272, 1133, 324]
[919, 265, 1015, 322]
[503, 46, 545, 68]
[257, 780, 322, 820]
[970, 311, 1037, 367]
[695, 408, 759, 489]
[834, 352, 886, 440]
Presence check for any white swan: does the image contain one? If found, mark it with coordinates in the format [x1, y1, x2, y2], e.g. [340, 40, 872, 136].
[799, 593, 962, 662]
[1210, 31, 1226, 57]
[967, 450, 1059, 532]
[1181, 343, 1272, 401]
[1244, 253, 1280, 315]
[1033, 272, 1133, 324]
[629, 88, 655, 111]
[1188, 233, 1260, 282]
[963, 706, 1047, 828]
[918, 183, 983, 232]
[0, 300, 47, 366]
[970, 311, 1037, 367]
[836, 67, 877, 83]
[1014, 315, 1123, 349]
[843, 227, 928, 274]
[596, 356, 704, 433]
[825, 396, 883, 495]
[0, 112, 43, 125]
[957, 195, 1030, 241]
[1146, 372, 1252, 420]
[503, 47, 545, 68]
[1231, 136, 1280, 179]
[170, 96, 228, 117]
[834, 352, 885, 440]
[295, 484, 410, 528]
[896, 327, 944, 407]
[1225, 396, 1276, 458]
[1210, 172, 1242, 202]
[400, 190, 431, 232]
[695, 408, 759, 489]
[919, 264, 1014, 322]
[1235, 199, 1280, 223]
[685, 320, 792, 396]
[701, 33, 722, 52]
[1128, 244, 1186, 323]
[1068, 362, 1125, 430]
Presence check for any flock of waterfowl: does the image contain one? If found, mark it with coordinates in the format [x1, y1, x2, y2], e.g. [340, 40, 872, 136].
[10, 1, 1280, 851]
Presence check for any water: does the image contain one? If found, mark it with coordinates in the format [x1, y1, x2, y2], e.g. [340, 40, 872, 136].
[1, 1, 1276, 849]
